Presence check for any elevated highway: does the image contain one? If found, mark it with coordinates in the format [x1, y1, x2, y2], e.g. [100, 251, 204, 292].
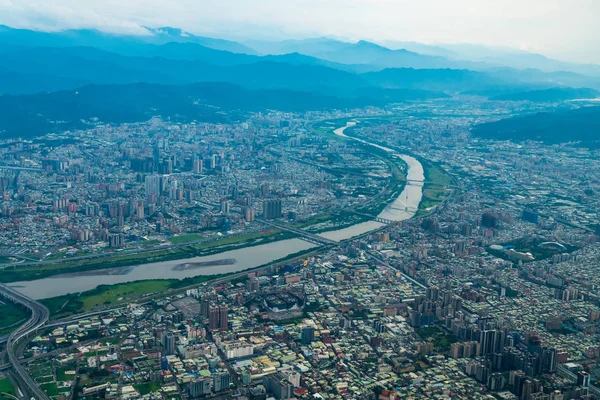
[0, 284, 50, 400]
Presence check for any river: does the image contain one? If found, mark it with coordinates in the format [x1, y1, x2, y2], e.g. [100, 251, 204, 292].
[318, 126, 424, 241]
[10, 124, 425, 300]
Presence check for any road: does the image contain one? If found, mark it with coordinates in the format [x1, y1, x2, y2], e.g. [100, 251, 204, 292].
[366, 250, 427, 290]
[0, 284, 50, 400]
[260, 219, 338, 246]
[557, 365, 600, 397]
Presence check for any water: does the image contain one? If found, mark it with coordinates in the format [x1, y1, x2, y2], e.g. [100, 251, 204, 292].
[319, 126, 424, 241]
[10, 239, 316, 299]
[11, 124, 425, 299]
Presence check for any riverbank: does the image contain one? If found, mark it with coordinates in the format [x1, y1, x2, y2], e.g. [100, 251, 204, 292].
[0, 229, 294, 284]
[330, 117, 454, 216]
[38, 246, 326, 320]
[9, 238, 318, 300]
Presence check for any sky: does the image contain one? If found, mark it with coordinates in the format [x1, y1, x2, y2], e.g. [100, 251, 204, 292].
[1, 0, 599, 64]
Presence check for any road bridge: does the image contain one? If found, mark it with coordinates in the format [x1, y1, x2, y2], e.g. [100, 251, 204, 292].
[260, 220, 338, 246]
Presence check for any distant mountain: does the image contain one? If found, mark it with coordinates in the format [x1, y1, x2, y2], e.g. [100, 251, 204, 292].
[377, 41, 458, 58]
[472, 106, 600, 147]
[249, 37, 600, 77]
[363, 68, 512, 93]
[0, 24, 256, 55]
[0, 45, 472, 96]
[0, 45, 368, 94]
[246, 37, 467, 70]
[433, 43, 600, 77]
[490, 87, 599, 102]
[0, 82, 446, 138]
[143, 27, 256, 54]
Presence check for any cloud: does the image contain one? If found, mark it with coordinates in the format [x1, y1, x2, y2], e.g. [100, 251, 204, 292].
[0, 0, 598, 63]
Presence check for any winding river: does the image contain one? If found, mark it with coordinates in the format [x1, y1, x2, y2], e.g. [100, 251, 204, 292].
[10, 124, 425, 299]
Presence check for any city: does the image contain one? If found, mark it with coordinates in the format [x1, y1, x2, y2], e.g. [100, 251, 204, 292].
[0, 2, 599, 400]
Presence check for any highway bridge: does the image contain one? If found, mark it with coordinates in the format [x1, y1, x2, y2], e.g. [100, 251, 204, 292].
[259, 220, 338, 246]
[0, 284, 50, 400]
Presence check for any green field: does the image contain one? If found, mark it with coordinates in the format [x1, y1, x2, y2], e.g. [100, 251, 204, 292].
[135, 381, 162, 395]
[0, 301, 30, 335]
[168, 233, 204, 244]
[415, 326, 459, 352]
[0, 377, 15, 396]
[40, 277, 220, 319]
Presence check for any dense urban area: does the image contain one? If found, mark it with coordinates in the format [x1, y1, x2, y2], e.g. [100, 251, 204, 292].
[0, 92, 598, 400]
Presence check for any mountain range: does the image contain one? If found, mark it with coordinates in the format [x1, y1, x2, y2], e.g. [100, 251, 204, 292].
[0, 25, 599, 140]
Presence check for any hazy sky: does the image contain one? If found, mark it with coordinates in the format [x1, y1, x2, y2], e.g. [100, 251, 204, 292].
[1, 0, 599, 63]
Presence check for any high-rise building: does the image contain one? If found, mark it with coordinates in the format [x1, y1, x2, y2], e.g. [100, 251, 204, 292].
[260, 183, 270, 197]
[189, 377, 211, 398]
[243, 206, 255, 222]
[219, 305, 228, 331]
[209, 306, 219, 331]
[108, 233, 124, 248]
[145, 175, 162, 199]
[221, 199, 230, 215]
[246, 278, 260, 292]
[208, 305, 228, 331]
[136, 199, 145, 220]
[162, 332, 175, 356]
[263, 199, 282, 219]
[213, 372, 230, 392]
[193, 159, 203, 174]
[263, 373, 294, 400]
[577, 371, 591, 387]
[301, 325, 315, 345]
[522, 209, 539, 224]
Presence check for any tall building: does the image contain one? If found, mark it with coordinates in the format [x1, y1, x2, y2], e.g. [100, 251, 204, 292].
[220, 199, 230, 215]
[301, 325, 315, 345]
[263, 198, 282, 219]
[193, 159, 203, 174]
[108, 233, 124, 248]
[263, 373, 294, 400]
[209, 305, 228, 331]
[219, 305, 228, 331]
[209, 306, 219, 331]
[189, 377, 211, 398]
[145, 175, 162, 199]
[136, 199, 145, 220]
[577, 371, 591, 387]
[522, 209, 539, 224]
[260, 183, 270, 197]
[243, 206, 255, 222]
[162, 332, 175, 356]
[213, 372, 230, 392]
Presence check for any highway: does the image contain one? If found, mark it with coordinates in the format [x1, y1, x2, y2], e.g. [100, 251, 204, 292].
[366, 250, 427, 290]
[0, 284, 50, 400]
[557, 365, 600, 397]
[259, 219, 338, 246]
